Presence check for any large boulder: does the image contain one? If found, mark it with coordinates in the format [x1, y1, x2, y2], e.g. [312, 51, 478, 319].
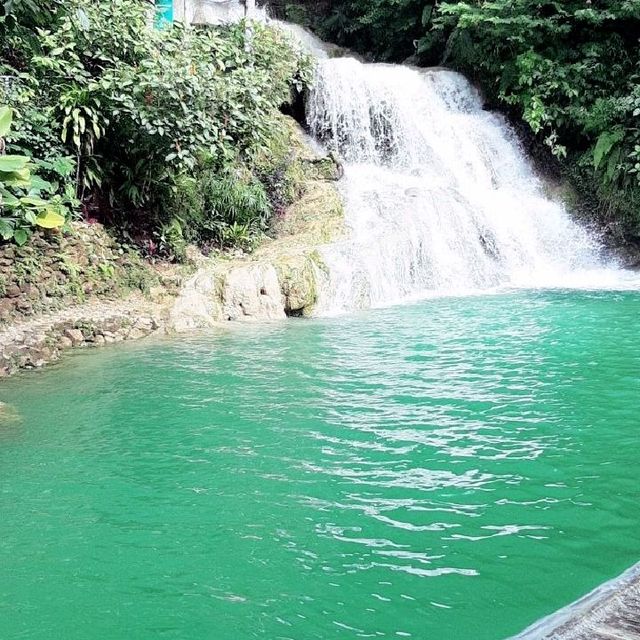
[222, 263, 286, 321]
[169, 270, 225, 331]
[273, 250, 328, 316]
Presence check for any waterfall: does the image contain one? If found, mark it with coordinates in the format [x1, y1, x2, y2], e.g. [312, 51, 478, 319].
[295, 48, 635, 314]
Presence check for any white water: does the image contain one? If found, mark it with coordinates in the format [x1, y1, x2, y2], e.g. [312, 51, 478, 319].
[296, 49, 637, 314]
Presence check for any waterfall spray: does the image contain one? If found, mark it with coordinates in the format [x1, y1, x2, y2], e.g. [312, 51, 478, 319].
[293, 51, 632, 314]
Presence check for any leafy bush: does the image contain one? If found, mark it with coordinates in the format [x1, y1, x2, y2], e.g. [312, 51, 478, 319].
[273, 0, 425, 61]
[1, 0, 313, 252]
[0, 105, 76, 244]
[166, 164, 271, 254]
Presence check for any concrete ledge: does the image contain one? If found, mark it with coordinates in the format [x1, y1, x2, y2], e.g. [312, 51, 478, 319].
[512, 563, 640, 640]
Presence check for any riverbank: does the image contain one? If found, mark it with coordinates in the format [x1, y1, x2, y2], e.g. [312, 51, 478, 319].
[0, 221, 177, 377]
[0, 119, 344, 378]
[0, 222, 181, 377]
[0, 294, 168, 377]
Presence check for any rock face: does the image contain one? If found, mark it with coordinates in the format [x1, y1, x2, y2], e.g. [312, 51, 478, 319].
[169, 199, 342, 327]
[0, 221, 180, 377]
[0, 223, 159, 328]
[170, 270, 223, 332]
[169, 120, 345, 329]
[170, 249, 330, 328]
[273, 251, 322, 316]
[222, 264, 285, 321]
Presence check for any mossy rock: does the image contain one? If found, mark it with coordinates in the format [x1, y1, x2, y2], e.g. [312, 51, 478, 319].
[273, 251, 319, 315]
[270, 181, 345, 245]
[302, 154, 344, 182]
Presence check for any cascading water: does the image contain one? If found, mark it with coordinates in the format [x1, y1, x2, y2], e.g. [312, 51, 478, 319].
[294, 42, 635, 314]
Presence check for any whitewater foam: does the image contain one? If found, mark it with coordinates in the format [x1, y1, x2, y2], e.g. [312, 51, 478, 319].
[297, 54, 637, 314]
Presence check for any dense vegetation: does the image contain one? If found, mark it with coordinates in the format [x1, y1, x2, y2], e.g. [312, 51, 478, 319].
[280, 0, 640, 241]
[0, 0, 311, 255]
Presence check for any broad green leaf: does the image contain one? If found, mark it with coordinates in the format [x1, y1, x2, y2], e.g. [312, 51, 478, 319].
[20, 196, 48, 207]
[13, 228, 29, 246]
[0, 218, 14, 240]
[422, 5, 434, 26]
[0, 155, 29, 172]
[0, 105, 12, 138]
[29, 175, 54, 194]
[35, 209, 66, 229]
[0, 187, 19, 207]
[1, 167, 31, 187]
[593, 131, 624, 169]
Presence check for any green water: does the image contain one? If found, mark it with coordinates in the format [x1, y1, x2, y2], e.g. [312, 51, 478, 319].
[1, 290, 639, 640]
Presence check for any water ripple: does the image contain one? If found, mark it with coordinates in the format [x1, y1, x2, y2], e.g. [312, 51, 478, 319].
[0, 291, 639, 640]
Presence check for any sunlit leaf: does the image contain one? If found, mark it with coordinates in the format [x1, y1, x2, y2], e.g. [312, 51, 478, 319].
[35, 209, 66, 229]
[0, 106, 12, 138]
[0, 155, 29, 172]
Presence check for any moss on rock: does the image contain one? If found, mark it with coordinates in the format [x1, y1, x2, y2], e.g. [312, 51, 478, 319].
[169, 115, 347, 323]
[0, 223, 162, 326]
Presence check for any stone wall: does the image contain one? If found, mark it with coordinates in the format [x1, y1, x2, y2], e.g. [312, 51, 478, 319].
[0, 223, 159, 327]
[0, 299, 165, 377]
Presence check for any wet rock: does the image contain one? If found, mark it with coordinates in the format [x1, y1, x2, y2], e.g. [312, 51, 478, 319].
[273, 252, 321, 316]
[64, 328, 85, 346]
[58, 336, 73, 349]
[126, 327, 148, 340]
[303, 154, 344, 182]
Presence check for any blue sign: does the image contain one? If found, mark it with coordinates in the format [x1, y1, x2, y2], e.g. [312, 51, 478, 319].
[155, 0, 174, 27]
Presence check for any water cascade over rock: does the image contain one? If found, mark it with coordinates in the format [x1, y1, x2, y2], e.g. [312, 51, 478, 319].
[168, 15, 637, 327]
[304, 54, 632, 314]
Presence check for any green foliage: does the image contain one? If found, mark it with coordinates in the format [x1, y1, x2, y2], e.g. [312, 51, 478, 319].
[167, 164, 271, 254]
[0, 105, 75, 245]
[278, 0, 426, 61]
[2, 0, 313, 254]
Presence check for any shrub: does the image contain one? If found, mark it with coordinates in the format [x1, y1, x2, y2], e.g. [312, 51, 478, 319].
[1, 0, 314, 251]
[0, 105, 76, 245]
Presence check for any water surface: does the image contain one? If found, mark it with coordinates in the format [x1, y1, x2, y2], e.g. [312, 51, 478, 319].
[1, 290, 639, 639]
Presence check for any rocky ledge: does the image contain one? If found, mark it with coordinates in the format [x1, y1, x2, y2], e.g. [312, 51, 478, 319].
[169, 124, 345, 330]
[170, 181, 344, 329]
[0, 295, 167, 377]
[0, 119, 346, 377]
